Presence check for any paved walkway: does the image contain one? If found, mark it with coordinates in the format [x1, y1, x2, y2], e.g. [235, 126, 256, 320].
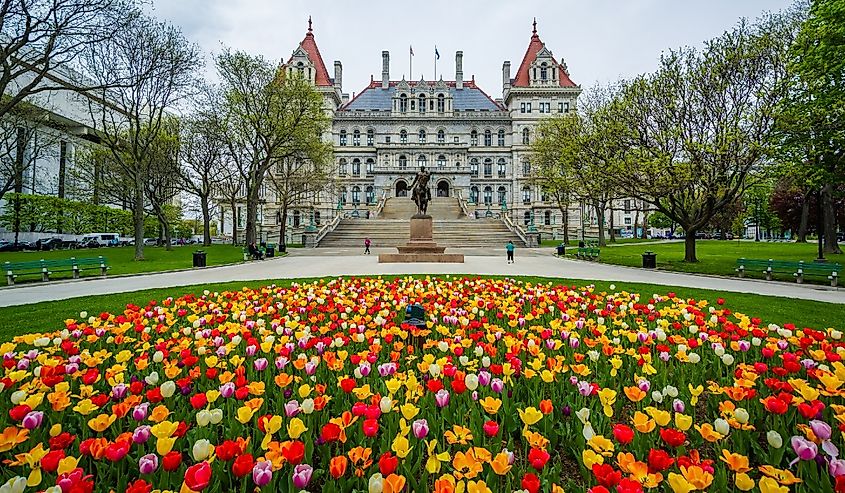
[0, 248, 842, 307]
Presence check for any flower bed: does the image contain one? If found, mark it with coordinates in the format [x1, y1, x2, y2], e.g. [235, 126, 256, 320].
[0, 276, 843, 493]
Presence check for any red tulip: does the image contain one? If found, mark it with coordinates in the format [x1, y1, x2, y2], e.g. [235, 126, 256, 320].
[528, 447, 550, 470]
[184, 461, 212, 491]
[190, 393, 208, 409]
[647, 449, 674, 472]
[362, 418, 379, 438]
[162, 451, 182, 471]
[232, 453, 254, 478]
[521, 473, 541, 493]
[105, 439, 131, 462]
[378, 452, 398, 476]
[592, 463, 621, 488]
[125, 479, 153, 493]
[321, 422, 342, 443]
[617, 478, 645, 493]
[8, 405, 31, 422]
[340, 378, 356, 393]
[612, 424, 634, 445]
[216, 440, 241, 461]
[281, 440, 305, 465]
[41, 449, 65, 472]
[659, 428, 686, 448]
[483, 420, 499, 437]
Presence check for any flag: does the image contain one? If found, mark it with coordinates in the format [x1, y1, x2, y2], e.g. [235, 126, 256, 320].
[435, 46, 440, 60]
[410, 45, 414, 56]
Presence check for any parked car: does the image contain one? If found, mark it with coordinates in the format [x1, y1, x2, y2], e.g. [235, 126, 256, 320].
[35, 237, 65, 251]
[143, 238, 158, 246]
[79, 233, 121, 247]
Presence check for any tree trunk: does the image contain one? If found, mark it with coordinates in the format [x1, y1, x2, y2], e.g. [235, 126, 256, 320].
[822, 184, 842, 254]
[562, 207, 570, 244]
[278, 204, 288, 247]
[633, 207, 640, 240]
[245, 186, 259, 247]
[641, 209, 649, 239]
[133, 175, 145, 261]
[684, 231, 698, 263]
[161, 214, 172, 251]
[797, 195, 809, 243]
[230, 199, 238, 245]
[608, 206, 616, 243]
[201, 197, 212, 246]
[594, 201, 606, 247]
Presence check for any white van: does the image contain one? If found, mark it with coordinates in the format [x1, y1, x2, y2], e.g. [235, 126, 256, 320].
[80, 233, 121, 247]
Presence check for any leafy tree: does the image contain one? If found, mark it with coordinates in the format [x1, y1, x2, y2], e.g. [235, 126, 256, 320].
[532, 114, 581, 244]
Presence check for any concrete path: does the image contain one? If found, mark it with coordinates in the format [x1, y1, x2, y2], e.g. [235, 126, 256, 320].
[0, 247, 842, 307]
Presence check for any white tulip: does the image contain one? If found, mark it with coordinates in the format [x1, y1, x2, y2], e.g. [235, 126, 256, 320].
[721, 354, 735, 366]
[379, 396, 392, 414]
[196, 410, 211, 427]
[734, 408, 749, 424]
[160, 381, 176, 398]
[688, 353, 701, 364]
[153, 351, 164, 363]
[767, 430, 783, 448]
[0, 476, 26, 493]
[714, 418, 730, 436]
[11, 391, 26, 405]
[209, 409, 223, 424]
[192, 439, 212, 461]
[368, 473, 384, 493]
[301, 398, 315, 414]
[465, 374, 479, 391]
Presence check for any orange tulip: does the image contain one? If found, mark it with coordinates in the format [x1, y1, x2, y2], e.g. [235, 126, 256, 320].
[0, 426, 29, 452]
[384, 473, 406, 493]
[539, 399, 553, 414]
[329, 455, 348, 479]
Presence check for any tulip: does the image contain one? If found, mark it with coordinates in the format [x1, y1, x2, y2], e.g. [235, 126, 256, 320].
[132, 403, 149, 421]
[254, 358, 268, 371]
[465, 374, 479, 391]
[0, 477, 26, 493]
[483, 420, 500, 437]
[138, 454, 158, 474]
[300, 398, 315, 414]
[829, 458, 845, 477]
[22, 411, 43, 430]
[672, 399, 685, 413]
[490, 378, 504, 394]
[713, 419, 730, 437]
[219, 382, 235, 398]
[252, 460, 273, 487]
[184, 461, 212, 491]
[369, 473, 384, 493]
[767, 431, 783, 449]
[292, 464, 313, 488]
[412, 419, 429, 439]
[192, 439, 213, 461]
[379, 396, 393, 414]
[132, 425, 151, 444]
[810, 420, 832, 440]
[435, 389, 450, 408]
[791, 436, 818, 462]
[160, 381, 176, 398]
[284, 400, 300, 417]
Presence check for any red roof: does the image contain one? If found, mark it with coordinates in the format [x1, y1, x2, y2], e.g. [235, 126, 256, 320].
[288, 20, 333, 87]
[512, 20, 577, 88]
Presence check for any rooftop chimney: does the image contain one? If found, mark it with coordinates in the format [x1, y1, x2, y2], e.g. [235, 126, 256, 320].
[382, 51, 390, 89]
[333, 61, 342, 91]
[502, 61, 511, 91]
[456, 51, 463, 89]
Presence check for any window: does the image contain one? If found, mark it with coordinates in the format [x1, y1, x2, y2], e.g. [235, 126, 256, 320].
[398, 155, 407, 170]
[366, 158, 374, 175]
[520, 103, 526, 113]
[437, 155, 446, 169]
[544, 210, 552, 225]
[399, 94, 408, 112]
[352, 129, 360, 146]
[522, 128, 530, 145]
[526, 103, 532, 113]
[352, 159, 361, 175]
[419, 94, 426, 114]
[522, 159, 531, 175]
[315, 211, 321, 225]
[624, 200, 632, 213]
[385, 136, 391, 143]
[339, 187, 347, 205]
[539, 102, 550, 114]
[366, 186, 375, 204]
[470, 158, 479, 177]
[484, 186, 493, 205]
[339, 130, 347, 146]
[418, 129, 426, 143]
[470, 130, 478, 146]
[497, 186, 507, 205]
[624, 217, 632, 225]
[558, 102, 564, 113]
[541, 191, 549, 202]
[522, 186, 531, 204]
[497, 158, 506, 178]
[417, 155, 427, 167]
[410, 99, 415, 111]
[560, 102, 570, 113]
[470, 186, 479, 203]
[293, 210, 301, 227]
[338, 159, 347, 175]
[540, 63, 548, 81]
[484, 130, 492, 146]
[367, 129, 374, 146]
[498, 129, 505, 146]
[483, 158, 492, 177]
[352, 186, 361, 205]
[437, 129, 445, 144]
[524, 211, 531, 225]
[400, 130, 407, 143]
[437, 94, 445, 112]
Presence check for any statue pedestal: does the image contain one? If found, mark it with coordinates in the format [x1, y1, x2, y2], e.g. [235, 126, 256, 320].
[379, 216, 464, 263]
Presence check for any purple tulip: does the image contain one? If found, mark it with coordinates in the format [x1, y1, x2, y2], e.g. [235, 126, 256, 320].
[359, 362, 371, 377]
[435, 389, 450, 408]
[132, 403, 149, 421]
[219, 382, 235, 398]
[562, 405, 572, 417]
[577, 381, 592, 397]
[133, 425, 151, 444]
[478, 370, 491, 387]
[829, 458, 845, 477]
[22, 411, 43, 430]
[254, 358, 268, 371]
[811, 420, 833, 440]
[791, 436, 819, 463]
[659, 351, 671, 362]
[285, 400, 300, 417]
[305, 361, 317, 375]
[412, 419, 429, 439]
[491, 378, 504, 394]
[672, 399, 685, 413]
[569, 337, 580, 349]
[245, 345, 257, 357]
[291, 464, 313, 488]
[637, 379, 651, 392]
[253, 460, 273, 487]
[276, 356, 289, 370]
[738, 340, 751, 352]
[777, 340, 789, 350]
[112, 384, 128, 401]
[139, 454, 158, 474]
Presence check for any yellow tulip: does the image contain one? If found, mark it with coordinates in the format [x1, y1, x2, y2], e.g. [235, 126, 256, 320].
[735, 473, 755, 491]
[518, 407, 543, 427]
[675, 413, 693, 431]
[667, 472, 693, 493]
[479, 397, 501, 415]
[632, 411, 656, 433]
[57, 456, 79, 475]
[392, 435, 411, 459]
[87, 414, 116, 433]
[287, 417, 307, 439]
[236, 406, 257, 424]
[581, 449, 604, 469]
[400, 403, 419, 421]
[156, 436, 177, 455]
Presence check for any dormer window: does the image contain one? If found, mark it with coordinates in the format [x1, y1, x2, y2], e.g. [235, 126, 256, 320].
[437, 94, 445, 113]
[399, 94, 408, 112]
[400, 130, 407, 143]
[540, 63, 548, 81]
[419, 94, 426, 114]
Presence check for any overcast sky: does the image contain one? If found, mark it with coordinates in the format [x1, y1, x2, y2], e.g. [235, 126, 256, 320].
[149, 0, 793, 98]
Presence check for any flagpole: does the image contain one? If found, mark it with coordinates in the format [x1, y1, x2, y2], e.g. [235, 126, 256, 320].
[434, 47, 437, 80]
[409, 45, 413, 81]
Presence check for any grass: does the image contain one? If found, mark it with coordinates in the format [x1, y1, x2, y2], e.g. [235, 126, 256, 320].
[0, 274, 842, 340]
[540, 238, 660, 247]
[574, 240, 842, 283]
[0, 244, 247, 281]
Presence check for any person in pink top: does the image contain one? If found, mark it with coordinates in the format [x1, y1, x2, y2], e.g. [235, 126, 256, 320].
[364, 237, 371, 255]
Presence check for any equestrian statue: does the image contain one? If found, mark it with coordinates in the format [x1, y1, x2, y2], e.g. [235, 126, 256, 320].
[409, 166, 431, 217]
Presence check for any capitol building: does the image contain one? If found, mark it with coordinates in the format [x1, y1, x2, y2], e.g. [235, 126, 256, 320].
[237, 20, 594, 245]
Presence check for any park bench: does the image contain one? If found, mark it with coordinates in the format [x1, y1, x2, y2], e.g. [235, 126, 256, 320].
[576, 246, 601, 260]
[735, 258, 840, 287]
[4, 256, 109, 286]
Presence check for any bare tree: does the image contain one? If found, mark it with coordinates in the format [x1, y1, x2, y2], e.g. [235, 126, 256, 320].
[266, 153, 332, 246]
[84, 13, 199, 260]
[143, 117, 181, 250]
[215, 165, 243, 245]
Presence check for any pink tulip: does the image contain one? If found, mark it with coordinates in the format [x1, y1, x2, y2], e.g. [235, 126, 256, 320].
[791, 436, 818, 463]
[810, 420, 832, 440]
[292, 464, 313, 488]
[435, 389, 450, 408]
[139, 454, 158, 474]
[253, 460, 273, 487]
[22, 411, 43, 429]
[829, 458, 845, 477]
[253, 358, 268, 371]
[412, 419, 429, 439]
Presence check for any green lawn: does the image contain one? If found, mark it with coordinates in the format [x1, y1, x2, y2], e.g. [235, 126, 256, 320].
[0, 244, 246, 281]
[0, 275, 842, 340]
[541, 238, 659, 247]
[577, 240, 841, 282]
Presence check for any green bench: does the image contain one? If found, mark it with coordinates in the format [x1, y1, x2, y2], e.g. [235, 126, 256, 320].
[735, 258, 840, 287]
[4, 256, 109, 286]
[576, 246, 601, 260]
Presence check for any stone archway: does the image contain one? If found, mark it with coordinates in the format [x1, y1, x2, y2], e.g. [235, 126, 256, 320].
[395, 180, 408, 197]
[436, 180, 450, 198]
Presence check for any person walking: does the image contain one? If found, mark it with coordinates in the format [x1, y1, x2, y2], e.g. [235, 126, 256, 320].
[506, 240, 515, 264]
[364, 237, 371, 255]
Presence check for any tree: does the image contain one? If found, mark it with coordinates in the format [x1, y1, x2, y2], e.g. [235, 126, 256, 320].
[532, 114, 581, 244]
[214, 50, 332, 246]
[267, 153, 332, 247]
[615, 11, 798, 261]
[143, 117, 181, 250]
[84, 13, 199, 260]
[215, 165, 243, 245]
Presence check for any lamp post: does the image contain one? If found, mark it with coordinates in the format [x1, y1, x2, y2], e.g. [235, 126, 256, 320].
[754, 196, 760, 242]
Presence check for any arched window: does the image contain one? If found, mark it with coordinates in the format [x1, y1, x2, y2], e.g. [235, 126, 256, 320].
[544, 210, 552, 225]
[399, 94, 408, 112]
[498, 129, 505, 146]
[352, 158, 361, 175]
[497, 186, 507, 205]
[524, 211, 531, 225]
[470, 130, 478, 146]
[541, 190, 549, 202]
[437, 155, 446, 169]
[296, 62, 305, 77]
[417, 155, 427, 167]
[398, 155, 407, 170]
[483, 158, 492, 177]
[366, 129, 374, 146]
[338, 159, 347, 175]
[437, 129, 445, 144]
[352, 186, 361, 205]
[522, 159, 531, 175]
[483, 186, 493, 205]
[366, 158, 374, 175]
[339, 130, 347, 146]
[522, 128, 530, 145]
[540, 62, 548, 81]
[522, 186, 531, 204]
[470, 158, 478, 177]
[352, 129, 360, 146]
[437, 93, 445, 113]
[419, 94, 426, 114]
[293, 210, 301, 227]
[314, 211, 321, 225]
[470, 186, 479, 204]
[497, 158, 506, 178]
[339, 187, 347, 205]
[366, 185, 375, 204]
[484, 129, 492, 146]
[400, 130, 408, 143]
[418, 129, 426, 143]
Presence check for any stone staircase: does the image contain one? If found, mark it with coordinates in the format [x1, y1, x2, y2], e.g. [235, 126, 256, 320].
[318, 197, 526, 248]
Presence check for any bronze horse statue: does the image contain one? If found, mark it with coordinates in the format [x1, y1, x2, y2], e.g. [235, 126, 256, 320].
[410, 166, 431, 216]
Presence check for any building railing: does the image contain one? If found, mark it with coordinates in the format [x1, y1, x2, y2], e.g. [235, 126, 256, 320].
[502, 213, 530, 246]
[315, 214, 342, 246]
[456, 190, 472, 219]
[375, 191, 388, 217]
